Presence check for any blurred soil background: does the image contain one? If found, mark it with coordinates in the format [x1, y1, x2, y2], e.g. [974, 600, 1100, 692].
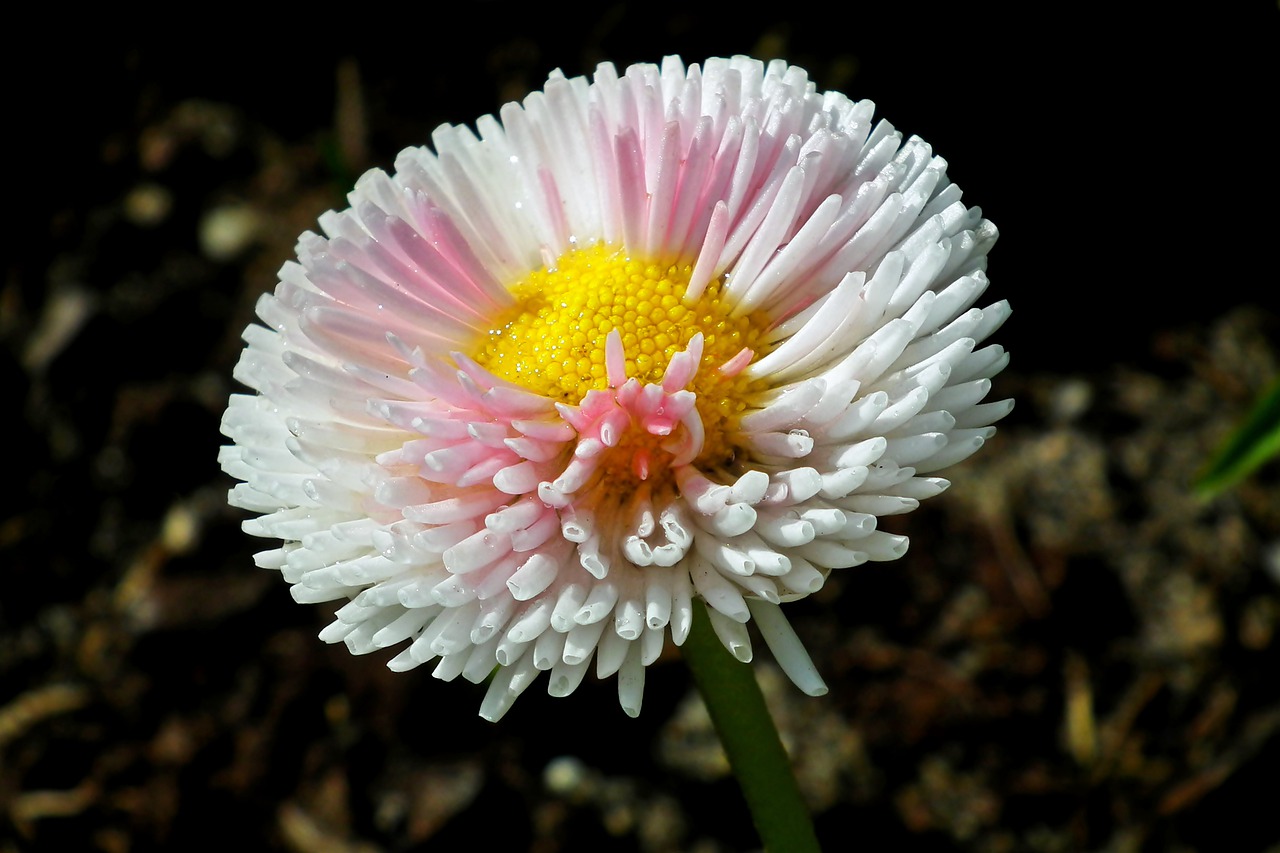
[3, 6, 1278, 852]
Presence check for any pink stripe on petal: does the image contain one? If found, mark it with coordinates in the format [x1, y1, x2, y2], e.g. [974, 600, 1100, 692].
[614, 127, 647, 255]
[685, 201, 729, 302]
[643, 120, 682, 254]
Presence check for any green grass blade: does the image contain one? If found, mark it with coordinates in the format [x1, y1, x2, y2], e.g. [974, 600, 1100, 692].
[1195, 377, 1280, 498]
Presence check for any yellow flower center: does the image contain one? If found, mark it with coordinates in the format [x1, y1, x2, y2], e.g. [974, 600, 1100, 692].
[473, 243, 774, 473]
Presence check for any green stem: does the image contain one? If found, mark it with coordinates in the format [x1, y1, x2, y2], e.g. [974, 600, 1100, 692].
[682, 602, 822, 852]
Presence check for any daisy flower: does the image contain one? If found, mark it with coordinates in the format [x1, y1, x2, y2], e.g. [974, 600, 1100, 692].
[219, 55, 1010, 722]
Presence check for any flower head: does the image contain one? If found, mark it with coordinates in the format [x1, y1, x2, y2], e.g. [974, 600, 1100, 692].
[220, 56, 1010, 721]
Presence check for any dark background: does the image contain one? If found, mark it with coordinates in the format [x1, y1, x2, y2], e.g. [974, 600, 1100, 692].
[3, 5, 1278, 851]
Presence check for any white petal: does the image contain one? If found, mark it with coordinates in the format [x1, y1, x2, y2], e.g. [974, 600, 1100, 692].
[747, 600, 828, 697]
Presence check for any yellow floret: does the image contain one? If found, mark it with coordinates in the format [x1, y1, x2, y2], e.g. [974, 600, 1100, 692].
[473, 243, 773, 469]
